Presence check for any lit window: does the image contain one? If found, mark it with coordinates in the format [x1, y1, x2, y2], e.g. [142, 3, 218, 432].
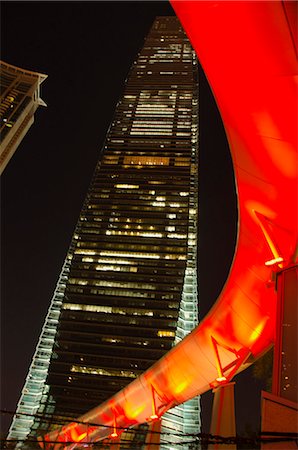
[169, 203, 182, 208]
[175, 158, 190, 166]
[157, 330, 175, 338]
[110, 139, 124, 143]
[71, 365, 137, 378]
[63, 303, 112, 313]
[75, 249, 96, 255]
[63, 303, 155, 316]
[177, 132, 191, 136]
[102, 155, 119, 165]
[152, 201, 165, 207]
[105, 230, 163, 238]
[123, 156, 169, 166]
[115, 184, 139, 189]
[99, 251, 160, 259]
[166, 226, 175, 232]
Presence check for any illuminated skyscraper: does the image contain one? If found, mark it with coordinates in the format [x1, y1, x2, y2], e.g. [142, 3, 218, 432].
[0, 60, 47, 175]
[8, 16, 200, 448]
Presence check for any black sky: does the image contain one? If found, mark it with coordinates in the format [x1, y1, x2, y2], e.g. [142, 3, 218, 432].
[1, 0, 264, 439]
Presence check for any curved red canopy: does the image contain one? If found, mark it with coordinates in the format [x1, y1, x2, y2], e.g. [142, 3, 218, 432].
[42, 2, 297, 447]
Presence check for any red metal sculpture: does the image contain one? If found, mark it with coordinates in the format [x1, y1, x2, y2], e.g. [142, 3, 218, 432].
[40, 2, 297, 447]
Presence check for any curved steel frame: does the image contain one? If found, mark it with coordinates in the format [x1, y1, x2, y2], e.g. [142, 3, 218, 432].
[41, 2, 297, 447]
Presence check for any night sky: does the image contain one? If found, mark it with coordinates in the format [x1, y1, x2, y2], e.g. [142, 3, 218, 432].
[1, 1, 265, 439]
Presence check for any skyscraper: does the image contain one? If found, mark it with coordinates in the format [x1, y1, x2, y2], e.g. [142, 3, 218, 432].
[0, 60, 47, 175]
[8, 16, 200, 448]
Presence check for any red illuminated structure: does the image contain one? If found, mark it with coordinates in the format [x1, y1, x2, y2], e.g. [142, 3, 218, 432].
[40, 2, 297, 447]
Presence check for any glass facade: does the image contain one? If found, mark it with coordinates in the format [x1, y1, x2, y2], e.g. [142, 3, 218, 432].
[8, 16, 200, 448]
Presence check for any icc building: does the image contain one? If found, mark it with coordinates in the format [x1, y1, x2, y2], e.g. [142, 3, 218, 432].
[8, 17, 201, 449]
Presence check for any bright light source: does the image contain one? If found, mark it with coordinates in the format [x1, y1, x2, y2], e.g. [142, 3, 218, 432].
[77, 432, 87, 442]
[265, 257, 284, 266]
[216, 376, 227, 383]
[150, 414, 159, 420]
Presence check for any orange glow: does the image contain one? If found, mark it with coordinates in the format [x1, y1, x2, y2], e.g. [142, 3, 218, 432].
[77, 432, 87, 442]
[174, 380, 189, 394]
[70, 426, 86, 442]
[249, 317, 269, 344]
[124, 402, 146, 420]
[165, 361, 195, 399]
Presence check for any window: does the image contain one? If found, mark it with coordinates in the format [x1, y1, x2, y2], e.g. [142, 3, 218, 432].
[123, 156, 169, 166]
[157, 330, 175, 338]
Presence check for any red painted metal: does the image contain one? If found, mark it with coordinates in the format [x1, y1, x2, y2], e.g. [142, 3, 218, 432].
[40, 2, 297, 447]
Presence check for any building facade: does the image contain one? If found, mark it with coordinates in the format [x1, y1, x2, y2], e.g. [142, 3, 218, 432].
[8, 16, 200, 449]
[0, 60, 47, 175]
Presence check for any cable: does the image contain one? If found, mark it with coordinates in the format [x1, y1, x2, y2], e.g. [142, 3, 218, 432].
[1, 409, 192, 438]
[3, 410, 297, 447]
[2, 433, 297, 446]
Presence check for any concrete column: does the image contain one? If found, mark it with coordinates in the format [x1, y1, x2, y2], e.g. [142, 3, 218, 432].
[208, 382, 236, 450]
[144, 419, 161, 449]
